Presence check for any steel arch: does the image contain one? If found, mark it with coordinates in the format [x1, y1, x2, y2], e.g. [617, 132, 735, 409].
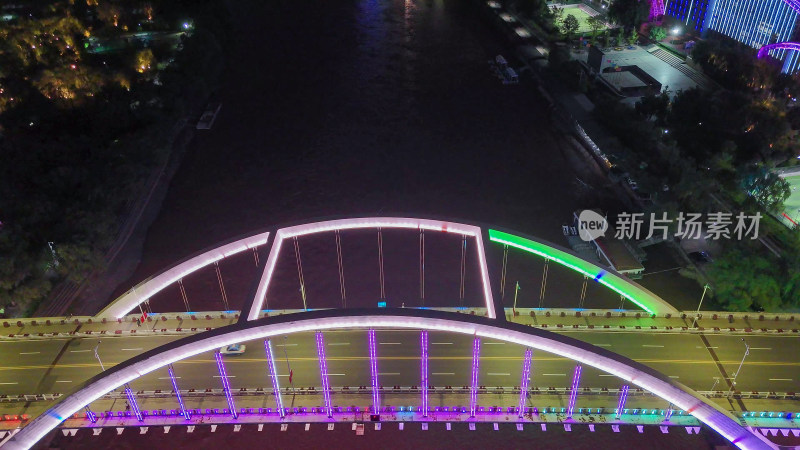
[2, 309, 771, 450]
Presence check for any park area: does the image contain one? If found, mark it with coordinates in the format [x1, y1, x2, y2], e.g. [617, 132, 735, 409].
[781, 174, 800, 227]
[559, 4, 604, 33]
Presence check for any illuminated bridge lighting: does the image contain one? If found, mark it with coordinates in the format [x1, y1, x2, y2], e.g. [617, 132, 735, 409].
[469, 336, 481, 418]
[214, 351, 238, 419]
[368, 329, 380, 414]
[264, 340, 285, 418]
[316, 331, 333, 418]
[167, 365, 190, 420]
[124, 385, 143, 422]
[421, 330, 429, 418]
[616, 385, 630, 419]
[567, 365, 582, 419]
[488, 229, 663, 315]
[518, 348, 533, 418]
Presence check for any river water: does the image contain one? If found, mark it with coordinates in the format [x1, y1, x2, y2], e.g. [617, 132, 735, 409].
[107, 0, 696, 313]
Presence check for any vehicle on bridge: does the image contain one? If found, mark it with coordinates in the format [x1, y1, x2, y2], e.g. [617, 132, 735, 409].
[219, 344, 246, 355]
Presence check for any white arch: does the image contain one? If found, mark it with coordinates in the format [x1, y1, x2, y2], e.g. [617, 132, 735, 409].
[3, 312, 771, 450]
[97, 231, 270, 319]
[246, 217, 495, 320]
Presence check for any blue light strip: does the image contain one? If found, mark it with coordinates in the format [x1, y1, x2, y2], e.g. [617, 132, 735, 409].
[167, 365, 190, 420]
[264, 340, 285, 418]
[469, 336, 481, 417]
[124, 385, 143, 421]
[316, 331, 333, 417]
[517, 348, 533, 418]
[214, 351, 238, 419]
[616, 385, 630, 418]
[566, 365, 582, 419]
[421, 330, 429, 418]
[368, 329, 380, 414]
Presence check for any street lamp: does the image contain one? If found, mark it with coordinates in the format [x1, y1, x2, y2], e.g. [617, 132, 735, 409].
[512, 281, 521, 315]
[93, 340, 106, 372]
[727, 338, 750, 397]
[692, 283, 711, 328]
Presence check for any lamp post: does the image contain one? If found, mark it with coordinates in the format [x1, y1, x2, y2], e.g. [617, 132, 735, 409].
[727, 338, 750, 397]
[512, 281, 520, 315]
[692, 283, 711, 328]
[93, 340, 106, 371]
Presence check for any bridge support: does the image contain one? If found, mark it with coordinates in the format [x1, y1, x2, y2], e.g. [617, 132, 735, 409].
[124, 386, 143, 422]
[264, 340, 285, 418]
[421, 330, 429, 418]
[368, 329, 380, 415]
[214, 352, 237, 419]
[167, 365, 190, 420]
[517, 349, 533, 418]
[316, 332, 333, 418]
[567, 365, 582, 419]
[616, 385, 629, 419]
[469, 336, 481, 417]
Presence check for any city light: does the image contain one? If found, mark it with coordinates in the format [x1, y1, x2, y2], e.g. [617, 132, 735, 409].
[316, 331, 333, 418]
[567, 365, 582, 419]
[518, 348, 533, 418]
[469, 336, 481, 417]
[264, 340, 285, 418]
[368, 329, 380, 414]
[214, 352, 238, 419]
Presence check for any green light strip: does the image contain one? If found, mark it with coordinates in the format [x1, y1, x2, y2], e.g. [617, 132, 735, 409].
[488, 229, 657, 315]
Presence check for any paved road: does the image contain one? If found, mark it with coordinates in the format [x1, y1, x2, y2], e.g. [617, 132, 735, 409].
[1, 330, 798, 403]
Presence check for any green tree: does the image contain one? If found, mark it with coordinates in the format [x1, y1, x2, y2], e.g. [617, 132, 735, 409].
[635, 89, 671, 123]
[739, 168, 791, 213]
[562, 14, 579, 42]
[608, 0, 650, 30]
[616, 27, 626, 46]
[603, 31, 610, 48]
[649, 26, 667, 42]
[708, 248, 782, 311]
[628, 29, 639, 46]
[587, 16, 604, 44]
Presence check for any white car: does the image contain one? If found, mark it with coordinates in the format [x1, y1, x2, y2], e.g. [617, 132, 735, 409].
[219, 344, 246, 355]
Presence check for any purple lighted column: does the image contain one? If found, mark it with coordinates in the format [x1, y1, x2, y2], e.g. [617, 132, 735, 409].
[264, 340, 285, 418]
[517, 348, 533, 418]
[421, 330, 429, 418]
[214, 351, 238, 419]
[368, 329, 380, 414]
[168, 365, 190, 420]
[124, 384, 143, 421]
[316, 331, 333, 417]
[615, 385, 629, 419]
[566, 365, 582, 419]
[469, 336, 481, 417]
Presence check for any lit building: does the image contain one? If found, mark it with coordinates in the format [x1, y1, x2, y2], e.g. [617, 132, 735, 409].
[665, 0, 800, 72]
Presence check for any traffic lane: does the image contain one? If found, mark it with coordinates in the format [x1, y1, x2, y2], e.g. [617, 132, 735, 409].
[561, 332, 713, 366]
[702, 334, 800, 364]
[0, 339, 71, 369]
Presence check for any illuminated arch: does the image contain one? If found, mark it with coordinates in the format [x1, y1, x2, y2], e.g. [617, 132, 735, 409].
[96, 217, 679, 320]
[757, 42, 800, 59]
[3, 310, 771, 450]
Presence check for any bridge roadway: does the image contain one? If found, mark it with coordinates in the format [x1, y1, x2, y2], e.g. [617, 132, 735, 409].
[1, 324, 798, 408]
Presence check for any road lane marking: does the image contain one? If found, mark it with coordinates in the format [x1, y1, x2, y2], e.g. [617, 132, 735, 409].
[483, 342, 505, 345]
[487, 373, 510, 376]
[432, 373, 455, 375]
[598, 374, 615, 377]
[542, 373, 566, 376]
[213, 375, 236, 378]
[328, 373, 346, 376]
[642, 345, 664, 348]
[158, 377, 181, 379]
[0, 382, 19, 385]
[55, 380, 72, 383]
[19, 352, 41, 355]
[768, 378, 792, 381]
[594, 344, 612, 347]
[378, 373, 400, 376]
[275, 344, 297, 347]
[121, 348, 143, 351]
[70, 350, 91, 353]
[379, 342, 402, 345]
[431, 342, 452, 345]
[696, 346, 718, 349]
[750, 348, 772, 350]
[329, 343, 350, 346]
[669, 376, 680, 378]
